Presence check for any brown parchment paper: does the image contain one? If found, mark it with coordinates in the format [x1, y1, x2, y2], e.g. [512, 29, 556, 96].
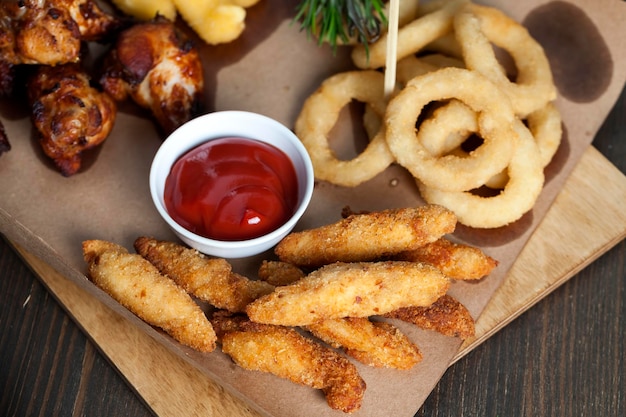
[1, 1, 625, 416]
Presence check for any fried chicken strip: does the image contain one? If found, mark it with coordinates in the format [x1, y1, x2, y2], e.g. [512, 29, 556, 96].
[275, 205, 457, 268]
[307, 317, 423, 369]
[247, 261, 451, 326]
[27, 63, 117, 176]
[393, 237, 498, 280]
[257, 261, 423, 369]
[257, 259, 305, 286]
[384, 294, 475, 339]
[211, 312, 366, 414]
[82, 239, 216, 352]
[100, 18, 204, 134]
[134, 237, 275, 312]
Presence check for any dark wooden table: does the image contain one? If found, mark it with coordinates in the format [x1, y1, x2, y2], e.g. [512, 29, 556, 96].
[1, 85, 624, 416]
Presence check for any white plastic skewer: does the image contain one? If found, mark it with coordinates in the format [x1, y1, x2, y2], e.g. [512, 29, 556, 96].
[384, 0, 400, 99]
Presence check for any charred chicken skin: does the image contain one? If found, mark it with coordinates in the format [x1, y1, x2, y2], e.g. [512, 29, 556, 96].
[0, 0, 121, 66]
[27, 63, 116, 176]
[100, 18, 204, 134]
[0, 0, 81, 66]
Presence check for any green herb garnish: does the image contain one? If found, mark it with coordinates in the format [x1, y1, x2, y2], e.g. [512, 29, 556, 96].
[294, 0, 388, 56]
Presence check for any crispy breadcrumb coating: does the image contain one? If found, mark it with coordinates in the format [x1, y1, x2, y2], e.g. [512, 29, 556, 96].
[384, 294, 475, 339]
[307, 317, 423, 369]
[275, 205, 457, 268]
[394, 238, 498, 280]
[82, 239, 216, 352]
[246, 261, 451, 326]
[211, 312, 366, 413]
[134, 237, 274, 312]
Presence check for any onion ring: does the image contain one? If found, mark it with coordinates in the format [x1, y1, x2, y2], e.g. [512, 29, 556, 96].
[294, 70, 395, 187]
[384, 67, 517, 192]
[351, 0, 468, 69]
[417, 119, 545, 228]
[415, 99, 510, 189]
[416, 99, 476, 157]
[526, 101, 562, 167]
[453, 4, 557, 117]
[417, 99, 561, 189]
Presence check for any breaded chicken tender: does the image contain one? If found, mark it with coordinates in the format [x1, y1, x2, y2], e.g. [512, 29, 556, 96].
[134, 237, 274, 312]
[257, 262, 421, 369]
[307, 317, 423, 369]
[275, 205, 457, 268]
[257, 260, 305, 286]
[246, 261, 451, 326]
[384, 294, 475, 339]
[394, 238, 498, 280]
[82, 239, 216, 352]
[211, 312, 366, 413]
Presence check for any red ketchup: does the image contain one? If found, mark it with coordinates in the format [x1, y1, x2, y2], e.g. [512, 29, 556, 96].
[164, 137, 299, 241]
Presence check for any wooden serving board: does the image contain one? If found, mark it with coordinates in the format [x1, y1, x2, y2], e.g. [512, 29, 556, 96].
[12, 145, 626, 417]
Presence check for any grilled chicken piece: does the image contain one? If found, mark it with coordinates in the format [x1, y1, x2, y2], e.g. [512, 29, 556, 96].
[61, 0, 123, 42]
[27, 63, 116, 176]
[0, 0, 82, 66]
[0, 0, 121, 66]
[100, 18, 204, 134]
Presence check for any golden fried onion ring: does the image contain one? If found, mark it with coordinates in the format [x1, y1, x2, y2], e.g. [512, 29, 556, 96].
[385, 67, 517, 192]
[453, 4, 557, 117]
[416, 99, 561, 189]
[295, 70, 395, 187]
[526, 101, 562, 168]
[418, 119, 545, 228]
[416, 99, 510, 189]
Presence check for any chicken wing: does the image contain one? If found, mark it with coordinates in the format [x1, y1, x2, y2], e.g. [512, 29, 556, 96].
[60, 0, 123, 42]
[0, 0, 120, 66]
[211, 311, 366, 413]
[99, 18, 204, 134]
[82, 239, 216, 352]
[134, 237, 275, 312]
[0, 0, 81, 65]
[27, 63, 116, 176]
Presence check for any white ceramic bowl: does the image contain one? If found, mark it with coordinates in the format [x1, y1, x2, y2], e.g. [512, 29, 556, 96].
[150, 111, 314, 258]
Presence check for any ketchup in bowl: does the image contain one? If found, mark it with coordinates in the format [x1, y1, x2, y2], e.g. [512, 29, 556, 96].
[164, 137, 299, 241]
